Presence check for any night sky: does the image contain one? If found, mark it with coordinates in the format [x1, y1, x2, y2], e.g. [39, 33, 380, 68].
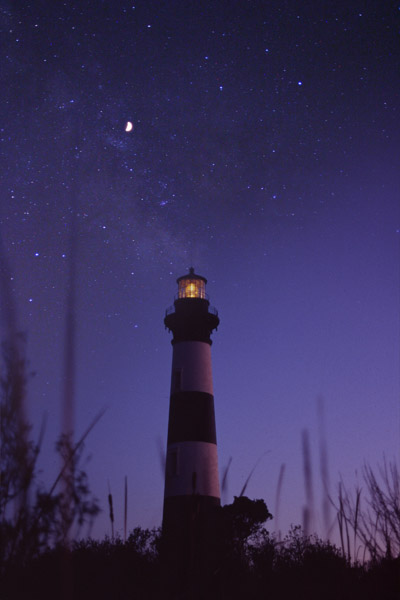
[1, 1, 399, 541]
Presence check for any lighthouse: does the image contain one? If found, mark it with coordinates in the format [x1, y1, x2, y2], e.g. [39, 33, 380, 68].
[162, 267, 220, 557]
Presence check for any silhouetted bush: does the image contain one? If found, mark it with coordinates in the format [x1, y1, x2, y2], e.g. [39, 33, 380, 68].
[1, 520, 399, 599]
[0, 339, 99, 577]
[1, 528, 161, 600]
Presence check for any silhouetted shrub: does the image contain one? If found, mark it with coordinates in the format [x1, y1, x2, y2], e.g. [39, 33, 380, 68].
[0, 340, 99, 575]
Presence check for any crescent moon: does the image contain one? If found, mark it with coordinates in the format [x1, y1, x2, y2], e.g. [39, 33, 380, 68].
[125, 121, 133, 132]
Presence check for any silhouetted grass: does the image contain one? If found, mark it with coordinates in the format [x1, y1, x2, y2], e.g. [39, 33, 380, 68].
[107, 482, 114, 541]
[301, 428, 314, 537]
[124, 475, 128, 542]
[317, 396, 332, 538]
[273, 463, 285, 541]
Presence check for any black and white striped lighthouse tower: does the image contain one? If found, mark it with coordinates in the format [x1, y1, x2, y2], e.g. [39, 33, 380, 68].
[163, 267, 220, 556]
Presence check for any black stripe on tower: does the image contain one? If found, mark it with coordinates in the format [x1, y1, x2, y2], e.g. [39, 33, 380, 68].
[167, 391, 217, 444]
[164, 298, 219, 344]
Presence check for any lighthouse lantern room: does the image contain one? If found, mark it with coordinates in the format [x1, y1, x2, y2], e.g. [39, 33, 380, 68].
[177, 268, 207, 299]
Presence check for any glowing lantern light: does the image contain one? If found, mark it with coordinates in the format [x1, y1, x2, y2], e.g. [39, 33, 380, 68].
[177, 268, 206, 299]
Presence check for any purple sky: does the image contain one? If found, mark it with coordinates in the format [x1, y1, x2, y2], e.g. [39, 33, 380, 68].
[1, 1, 399, 542]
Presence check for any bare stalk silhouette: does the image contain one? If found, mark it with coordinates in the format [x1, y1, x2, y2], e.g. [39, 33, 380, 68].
[108, 481, 115, 542]
[0, 234, 30, 522]
[239, 452, 269, 498]
[317, 396, 332, 539]
[301, 429, 314, 536]
[274, 463, 286, 541]
[334, 458, 400, 561]
[221, 456, 232, 505]
[124, 475, 128, 542]
[60, 167, 79, 549]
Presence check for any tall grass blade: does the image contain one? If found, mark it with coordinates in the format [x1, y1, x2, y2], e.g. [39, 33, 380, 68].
[317, 396, 331, 538]
[274, 463, 286, 541]
[239, 452, 268, 498]
[337, 483, 345, 556]
[60, 176, 79, 552]
[353, 487, 361, 560]
[301, 429, 314, 536]
[0, 233, 29, 516]
[47, 408, 107, 499]
[108, 481, 114, 541]
[124, 476, 128, 542]
[221, 456, 232, 494]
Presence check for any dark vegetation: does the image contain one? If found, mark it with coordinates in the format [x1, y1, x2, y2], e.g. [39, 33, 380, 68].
[1, 340, 398, 600]
[0, 338, 99, 566]
[0, 266, 398, 599]
[1, 511, 399, 599]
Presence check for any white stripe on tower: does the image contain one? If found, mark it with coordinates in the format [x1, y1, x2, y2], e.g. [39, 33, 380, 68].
[170, 341, 213, 395]
[164, 441, 220, 498]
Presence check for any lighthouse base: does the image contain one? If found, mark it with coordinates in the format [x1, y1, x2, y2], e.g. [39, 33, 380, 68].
[161, 495, 221, 598]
